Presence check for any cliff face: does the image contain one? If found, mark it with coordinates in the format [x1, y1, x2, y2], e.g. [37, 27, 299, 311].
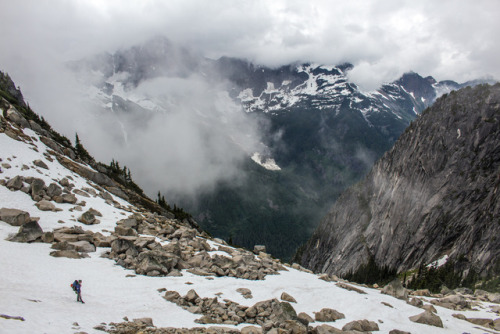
[301, 84, 500, 277]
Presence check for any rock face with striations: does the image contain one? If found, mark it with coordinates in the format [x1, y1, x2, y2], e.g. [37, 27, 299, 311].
[301, 84, 500, 277]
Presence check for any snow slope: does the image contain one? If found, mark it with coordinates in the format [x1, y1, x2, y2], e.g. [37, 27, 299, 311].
[1, 116, 499, 334]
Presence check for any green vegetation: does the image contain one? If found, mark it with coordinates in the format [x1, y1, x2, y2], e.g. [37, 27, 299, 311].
[156, 191, 191, 220]
[108, 159, 144, 195]
[406, 259, 500, 293]
[343, 255, 397, 286]
[74, 133, 93, 162]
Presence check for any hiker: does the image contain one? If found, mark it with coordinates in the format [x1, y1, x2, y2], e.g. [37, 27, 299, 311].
[72, 280, 84, 303]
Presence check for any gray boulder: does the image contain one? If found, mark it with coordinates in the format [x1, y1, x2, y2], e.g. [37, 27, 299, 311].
[6, 108, 30, 128]
[342, 319, 379, 332]
[35, 200, 60, 212]
[61, 193, 77, 204]
[253, 245, 266, 254]
[6, 175, 24, 190]
[281, 292, 297, 303]
[69, 240, 96, 253]
[409, 310, 443, 328]
[46, 183, 63, 198]
[311, 324, 343, 334]
[33, 159, 49, 170]
[314, 308, 345, 322]
[8, 220, 43, 242]
[0, 208, 31, 226]
[136, 250, 179, 275]
[50, 250, 88, 259]
[111, 238, 137, 254]
[78, 210, 99, 225]
[115, 225, 138, 236]
[382, 279, 408, 300]
[30, 178, 46, 200]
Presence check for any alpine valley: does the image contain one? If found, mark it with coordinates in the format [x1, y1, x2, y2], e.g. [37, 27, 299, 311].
[68, 37, 494, 261]
[2, 68, 500, 334]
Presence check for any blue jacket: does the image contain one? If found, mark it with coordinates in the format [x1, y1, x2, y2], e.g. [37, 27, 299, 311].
[73, 280, 81, 293]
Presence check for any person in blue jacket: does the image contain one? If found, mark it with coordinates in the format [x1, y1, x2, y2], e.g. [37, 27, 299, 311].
[72, 280, 84, 303]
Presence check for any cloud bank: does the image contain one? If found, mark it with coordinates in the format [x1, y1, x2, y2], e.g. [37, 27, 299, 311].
[0, 0, 498, 198]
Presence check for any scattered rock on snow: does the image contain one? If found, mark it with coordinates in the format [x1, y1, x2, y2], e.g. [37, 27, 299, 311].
[78, 210, 100, 225]
[409, 310, 443, 328]
[0, 207, 31, 226]
[49, 249, 89, 259]
[342, 319, 379, 332]
[382, 279, 408, 301]
[7, 220, 43, 243]
[280, 292, 297, 303]
[314, 308, 345, 322]
[35, 200, 61, 212]
[33, 159, 49, 169]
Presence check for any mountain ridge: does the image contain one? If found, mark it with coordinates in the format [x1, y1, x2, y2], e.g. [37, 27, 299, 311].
[66, 36, 497, 260]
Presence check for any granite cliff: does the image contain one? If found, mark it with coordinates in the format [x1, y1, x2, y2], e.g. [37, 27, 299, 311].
[301, 84, 500, 278]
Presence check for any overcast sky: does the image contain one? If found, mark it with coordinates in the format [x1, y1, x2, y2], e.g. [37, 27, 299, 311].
[1, 0, 499, 199]
[1, 0, 499, 91]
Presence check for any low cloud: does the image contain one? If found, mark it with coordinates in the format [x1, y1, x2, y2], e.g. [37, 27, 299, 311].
[76, 73, 266, 198]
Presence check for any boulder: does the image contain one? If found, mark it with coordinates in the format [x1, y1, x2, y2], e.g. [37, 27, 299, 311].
[412, 289, 431, 297]
[78, 210, 99, 225]
[280, 292, 297, 303]
[61, 193, 77, 204]
[314, 308, 345, 322]
[106, 186, 129, 200]
[241, 326, 262, 334]
[389, 330, 411, 334]
[132, 317, 154, 327]
[93, 233, 113, 247]
[283, 319, 307, 333]
[6, 175, 24, 190]
[253, 245, 266, 254]
[69, 240, 96, 253]
[236, 288, 253, 299]
[33, 159, 49, 170]
[41, 231, 54, 243]
[40, 136, 63, 154]
[311, 324, 343, 333]
[115, 225, 138, 236]
[51, 241, 76, 251]
[118, 218, 138, 228]
[30, 178, 46, 200]
[409, 310, 443, 328]
[6, 108, 30, 128]
[49, 250, 88, 259]
[136, 250, 179, 275]
[342, 319, 379, 332]
[431, 294, 470, 310]
[297, 312, 314, 325]
[111, 238, 137, 254]
[28, 120, 44, 134]
[7, 220, 43, 242]
[382, 279, 408, 300]
[73, 189, 90, 198]
[185, 289, 200, 303]
[46, 183, 63, 198]
[35, 200, 60, 212]
[407, 297, 423, 307]
[0, 208, 31, 226]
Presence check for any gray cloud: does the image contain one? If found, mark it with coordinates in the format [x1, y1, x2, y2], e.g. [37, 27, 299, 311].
[0, 0, 499, 198]
[1, 0, 499, 89]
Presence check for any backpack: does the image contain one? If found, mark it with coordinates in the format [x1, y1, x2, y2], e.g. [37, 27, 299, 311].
[71, 281, 78, 292]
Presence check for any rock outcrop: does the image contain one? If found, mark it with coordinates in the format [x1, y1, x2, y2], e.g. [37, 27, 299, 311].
[301, 84, 500, 277]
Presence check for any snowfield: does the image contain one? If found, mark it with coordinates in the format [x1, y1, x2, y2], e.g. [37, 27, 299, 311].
[0, 117, 499, 333]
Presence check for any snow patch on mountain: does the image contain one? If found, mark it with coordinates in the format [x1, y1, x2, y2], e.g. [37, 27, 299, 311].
[251, 152, 281, 171]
